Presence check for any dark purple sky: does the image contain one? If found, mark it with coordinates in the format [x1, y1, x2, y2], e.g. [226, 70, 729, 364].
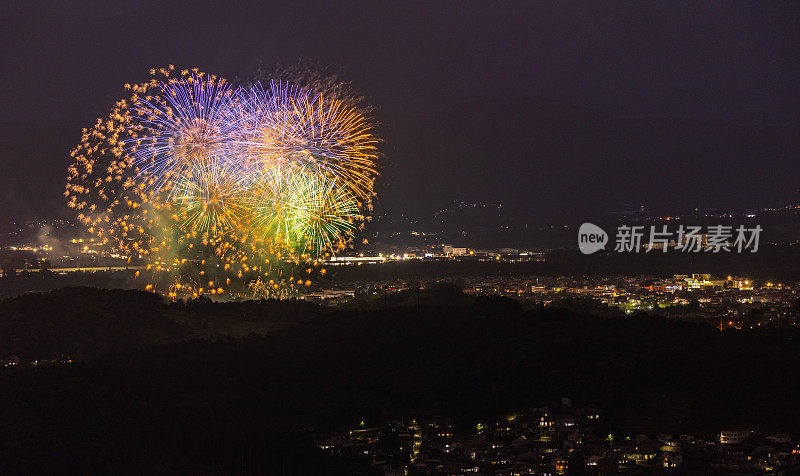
[1, 1, 799, 223]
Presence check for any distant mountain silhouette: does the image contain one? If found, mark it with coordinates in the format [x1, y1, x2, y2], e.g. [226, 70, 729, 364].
[376, 98, 800, 222]
[3, 100, 799, 227]
[0, 122, 76, 226]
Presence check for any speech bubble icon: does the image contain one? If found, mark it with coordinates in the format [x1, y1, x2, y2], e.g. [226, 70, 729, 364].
[578, 223, 608, 254]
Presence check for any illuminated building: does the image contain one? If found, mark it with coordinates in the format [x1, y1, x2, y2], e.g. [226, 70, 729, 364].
[720, 429, 750, 444]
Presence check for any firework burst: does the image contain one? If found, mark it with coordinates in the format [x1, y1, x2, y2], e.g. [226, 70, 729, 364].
[66, 66, 378, 299]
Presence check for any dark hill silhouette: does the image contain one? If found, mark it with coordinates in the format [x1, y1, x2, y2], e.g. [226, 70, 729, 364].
[0, 287, 324, 359]
[0, 287, 180, 359]
[1, 287, 800, 473]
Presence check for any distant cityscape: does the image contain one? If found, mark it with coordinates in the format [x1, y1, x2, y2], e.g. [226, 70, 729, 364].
[2, 204, 800, 334]
[4, 201, 800, 272]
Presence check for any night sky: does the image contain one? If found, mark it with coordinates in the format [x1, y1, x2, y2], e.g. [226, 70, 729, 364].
[2, 1, 799, 224]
